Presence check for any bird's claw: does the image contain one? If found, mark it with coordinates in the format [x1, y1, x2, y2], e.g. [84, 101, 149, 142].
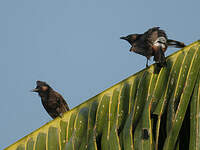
[59, 113, 63, 118]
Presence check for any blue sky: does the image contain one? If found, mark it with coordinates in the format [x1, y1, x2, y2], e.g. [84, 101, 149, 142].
[0, 0, 199, 148]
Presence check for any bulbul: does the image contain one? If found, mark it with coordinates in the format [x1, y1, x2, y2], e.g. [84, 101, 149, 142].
[120, 27, 185, 67]
[31, 80, 70, 119]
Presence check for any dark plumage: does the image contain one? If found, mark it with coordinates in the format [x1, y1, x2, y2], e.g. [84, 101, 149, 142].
[31, 81, 70, 119]
[120, 27, 186, 67]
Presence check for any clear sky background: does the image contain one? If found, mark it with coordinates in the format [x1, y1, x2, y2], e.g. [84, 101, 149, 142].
[0, 0, 199, 148]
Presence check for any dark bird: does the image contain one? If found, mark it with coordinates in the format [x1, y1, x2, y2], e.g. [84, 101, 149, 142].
[120, 27, 186, 67]
[31, 80, 70, 119]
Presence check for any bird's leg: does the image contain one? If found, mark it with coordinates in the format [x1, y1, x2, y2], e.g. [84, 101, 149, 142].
[146, 58, 149, 68]
[155, 46, 167, 68]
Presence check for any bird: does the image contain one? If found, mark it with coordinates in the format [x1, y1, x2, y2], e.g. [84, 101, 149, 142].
[31, 80, 70, 119]
[120, 27, 186, 67]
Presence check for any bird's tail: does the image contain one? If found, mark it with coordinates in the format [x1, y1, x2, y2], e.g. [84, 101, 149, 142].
[167, 39, 186, 48]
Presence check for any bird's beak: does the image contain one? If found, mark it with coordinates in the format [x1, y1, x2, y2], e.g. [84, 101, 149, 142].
[120, 36, 128, 40]
[30, 88, 39, 92]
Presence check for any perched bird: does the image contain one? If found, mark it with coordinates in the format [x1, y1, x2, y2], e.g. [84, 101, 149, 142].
[31, 81, 70, 119]
[120, 27, 186, 67]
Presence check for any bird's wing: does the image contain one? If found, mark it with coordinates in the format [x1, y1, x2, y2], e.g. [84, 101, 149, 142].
[143, 27, 160, 36]
[55, 92, 70, 111]
[144, 27, 167, 44]
[143, 27, 160, 40]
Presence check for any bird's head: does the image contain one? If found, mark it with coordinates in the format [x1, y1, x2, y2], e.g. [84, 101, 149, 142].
[120, 34, 140, 45]
[31, 80, 51, 94]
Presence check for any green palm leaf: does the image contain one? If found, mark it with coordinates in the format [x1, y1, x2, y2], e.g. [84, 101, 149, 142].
[5, 41, 200, 150]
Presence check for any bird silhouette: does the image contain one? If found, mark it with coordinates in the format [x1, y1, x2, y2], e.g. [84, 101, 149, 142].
[31, 80, 69, 119]
[120, 27, 186, 67]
